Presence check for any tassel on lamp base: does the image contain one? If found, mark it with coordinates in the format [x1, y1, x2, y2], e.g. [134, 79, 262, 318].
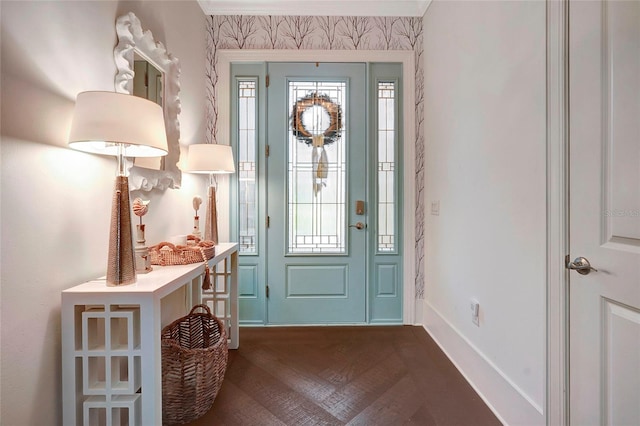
[107, 176, 136, 286]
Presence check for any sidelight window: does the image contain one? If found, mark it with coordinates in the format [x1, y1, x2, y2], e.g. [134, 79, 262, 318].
[377, 81, 397, 253]
[237, 80, 257, 254]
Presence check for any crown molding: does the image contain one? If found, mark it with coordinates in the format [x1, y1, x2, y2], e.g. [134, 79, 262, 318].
[198, 0, 432, 17]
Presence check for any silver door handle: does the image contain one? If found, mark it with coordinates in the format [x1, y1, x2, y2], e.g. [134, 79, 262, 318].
[349, 222, 367, 230]
[567, 256, 598, 275]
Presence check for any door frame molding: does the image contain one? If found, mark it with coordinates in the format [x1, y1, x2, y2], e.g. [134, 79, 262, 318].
[217, 49, 417, 324]
[546, 0, 569, 424]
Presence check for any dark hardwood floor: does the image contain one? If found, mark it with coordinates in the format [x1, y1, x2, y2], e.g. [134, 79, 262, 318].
[187, 326, 501, 426]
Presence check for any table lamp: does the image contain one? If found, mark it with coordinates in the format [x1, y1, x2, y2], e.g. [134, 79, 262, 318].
[68, 91, 168, 286]
[185, 144, 235, 244]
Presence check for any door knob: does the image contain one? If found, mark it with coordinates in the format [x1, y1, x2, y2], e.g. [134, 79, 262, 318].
[567, 256, 598, 275]
[349, 222, 366, 230]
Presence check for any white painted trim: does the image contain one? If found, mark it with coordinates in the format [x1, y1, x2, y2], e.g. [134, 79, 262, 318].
[198, 0, 430, 17]
[546, 0, 569, 425]
[421, 0, 434, 16]
[416, 0, 430, 17]
[217, 49, 416, 325]
[424, 302, 546, 426]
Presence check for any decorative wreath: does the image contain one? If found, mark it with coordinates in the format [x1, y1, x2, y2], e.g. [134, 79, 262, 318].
[291, 92, 343, 146]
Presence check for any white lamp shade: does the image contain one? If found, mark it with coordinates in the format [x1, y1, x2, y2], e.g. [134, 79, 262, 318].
[185, 144, 236, 174]
[68, 91, 168, 157]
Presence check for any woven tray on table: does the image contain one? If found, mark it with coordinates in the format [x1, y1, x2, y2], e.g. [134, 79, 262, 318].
[150, 236, 215, 266]
[161, 304, 228, 425]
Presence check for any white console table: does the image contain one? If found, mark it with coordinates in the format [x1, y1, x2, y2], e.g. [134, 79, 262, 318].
[61, 242, 238, 426]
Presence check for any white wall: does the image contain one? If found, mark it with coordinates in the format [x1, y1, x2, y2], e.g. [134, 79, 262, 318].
[423, 1, 546, 424]
[0, 1, 207, 424]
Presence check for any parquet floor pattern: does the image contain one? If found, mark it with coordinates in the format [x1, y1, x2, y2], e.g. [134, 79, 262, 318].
[188, 326, 501, 426]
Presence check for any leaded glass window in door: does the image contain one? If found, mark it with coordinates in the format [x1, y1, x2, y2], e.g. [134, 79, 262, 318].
[288, 81, 347, 254]
[377, 81, 396, 253]
[237, 80, 257, 254]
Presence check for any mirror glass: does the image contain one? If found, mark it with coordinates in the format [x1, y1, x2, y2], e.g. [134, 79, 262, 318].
[114, 12, 182, 191]
[133, 54, 163, 107]
[132, 53, 163, 170]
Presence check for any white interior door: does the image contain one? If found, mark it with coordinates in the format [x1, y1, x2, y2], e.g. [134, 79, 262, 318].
[569, 0, 640, 424]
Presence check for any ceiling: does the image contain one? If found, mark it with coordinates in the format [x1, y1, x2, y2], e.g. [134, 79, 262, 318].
[197, 0, 432, 17]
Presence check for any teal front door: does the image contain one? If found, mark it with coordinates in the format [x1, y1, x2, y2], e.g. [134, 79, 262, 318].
[231, 61, 404, 325]
[266, 63, 367, 324]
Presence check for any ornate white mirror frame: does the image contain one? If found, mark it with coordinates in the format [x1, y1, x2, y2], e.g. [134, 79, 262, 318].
[114, 12, 182, 191]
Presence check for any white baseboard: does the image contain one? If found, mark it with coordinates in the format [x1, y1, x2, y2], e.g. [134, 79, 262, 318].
[413, 297, 424, 325]
[423, 301, 545, 426]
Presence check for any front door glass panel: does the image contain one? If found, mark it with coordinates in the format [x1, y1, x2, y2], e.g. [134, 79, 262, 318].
[287, 81, 347, 254]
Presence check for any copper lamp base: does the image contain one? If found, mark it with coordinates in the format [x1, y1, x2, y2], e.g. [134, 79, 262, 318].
[107, 175, 136, 286]
[204, 185, 218, 244]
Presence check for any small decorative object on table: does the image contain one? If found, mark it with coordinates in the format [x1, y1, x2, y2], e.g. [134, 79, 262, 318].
[192, 196, 202, 238]
[161, 304, 228, 425]
[132, 197, 152, 273]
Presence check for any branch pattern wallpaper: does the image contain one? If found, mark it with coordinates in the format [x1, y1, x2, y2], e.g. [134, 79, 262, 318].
[205, 15, 425, 298]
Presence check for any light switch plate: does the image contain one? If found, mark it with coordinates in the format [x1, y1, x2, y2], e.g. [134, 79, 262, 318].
[471, 300, 480, 326]
[430, 201, 440, 216]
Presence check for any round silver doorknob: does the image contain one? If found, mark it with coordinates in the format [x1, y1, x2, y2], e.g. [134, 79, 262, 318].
[349, 222, 366, 230]
[567, 256, 598, 275]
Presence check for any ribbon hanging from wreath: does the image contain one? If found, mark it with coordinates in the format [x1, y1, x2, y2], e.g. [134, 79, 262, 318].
[291, 92, 343, 195]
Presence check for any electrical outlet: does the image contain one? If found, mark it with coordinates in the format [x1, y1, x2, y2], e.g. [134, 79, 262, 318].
[470, 300, 480, 326]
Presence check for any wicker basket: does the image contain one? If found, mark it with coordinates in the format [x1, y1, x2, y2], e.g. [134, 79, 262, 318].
[161, 304, 228, 425]
[150, 236, 215, 266]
